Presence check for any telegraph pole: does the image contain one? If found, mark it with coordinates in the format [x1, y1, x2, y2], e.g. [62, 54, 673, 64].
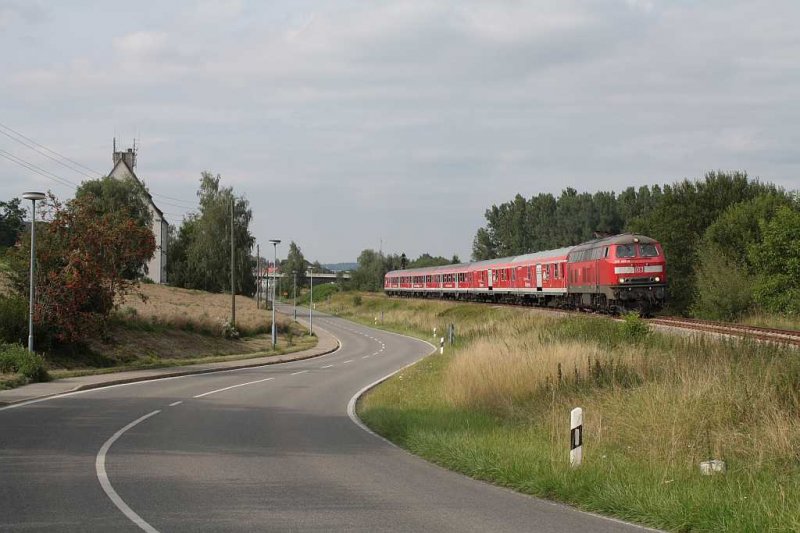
[293, 271, 297, 321]
[230, 196, 235, 327]
[256, 243, 260, 309]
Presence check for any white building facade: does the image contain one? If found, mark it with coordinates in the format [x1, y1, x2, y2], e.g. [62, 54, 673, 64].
[108, 147, 168, 283]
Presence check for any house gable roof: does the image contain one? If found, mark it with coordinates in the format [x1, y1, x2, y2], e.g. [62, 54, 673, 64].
[108, 157, 165, 218]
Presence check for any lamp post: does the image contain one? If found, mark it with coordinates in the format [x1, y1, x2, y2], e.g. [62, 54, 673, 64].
[308, 266, 314, 335]
[269, 239, 281, 349]
[22, 192, 46, 353]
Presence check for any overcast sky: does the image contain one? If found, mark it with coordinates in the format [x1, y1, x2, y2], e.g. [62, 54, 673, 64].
[1, 0, 799, 263]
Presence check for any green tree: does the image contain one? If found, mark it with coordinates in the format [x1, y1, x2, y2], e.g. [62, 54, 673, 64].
[692, 194, 793, 319]
[282, 241, 308, 289]
[351, 249, 386, 291]
[75, 175, 152, 230]
[749, 205, 800, 315]
[408, 253, 451, 268]
[0, 198, 26, 248]
[691, 244, 754, 320]
[75, 175, 154, 278]
[629, 171, 777, 313]
[166, 172, 255, 295]
[701, 193, 792, 269]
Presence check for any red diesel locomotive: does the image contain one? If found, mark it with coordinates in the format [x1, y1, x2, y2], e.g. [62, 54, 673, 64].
[384, 233, 667, 313]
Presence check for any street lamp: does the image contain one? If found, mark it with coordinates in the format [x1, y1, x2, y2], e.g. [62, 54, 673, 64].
[22, 192, 46, 353]
[269, 239, 281, 349]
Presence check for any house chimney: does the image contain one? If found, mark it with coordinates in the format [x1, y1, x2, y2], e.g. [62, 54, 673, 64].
[113, 141, 137, 169]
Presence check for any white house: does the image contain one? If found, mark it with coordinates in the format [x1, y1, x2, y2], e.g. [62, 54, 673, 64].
[108, 145, 168, 283]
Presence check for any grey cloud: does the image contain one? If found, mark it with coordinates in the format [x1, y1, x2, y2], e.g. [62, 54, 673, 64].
[1, 1, 799, 262]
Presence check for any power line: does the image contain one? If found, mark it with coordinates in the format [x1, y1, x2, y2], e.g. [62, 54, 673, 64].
[0, 149, 78, 189]
[0, 121, 197, 209]
[0, 121, 103, 179]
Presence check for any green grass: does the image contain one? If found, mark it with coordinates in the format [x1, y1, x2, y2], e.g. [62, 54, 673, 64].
[296, 283, 341, 306]
[318, 292, 800, 532]
[0, 342, 49, 389]
[47, 334, 317, 380]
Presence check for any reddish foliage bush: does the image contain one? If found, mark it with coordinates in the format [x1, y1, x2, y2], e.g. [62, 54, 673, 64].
[9, 193, 155, 344]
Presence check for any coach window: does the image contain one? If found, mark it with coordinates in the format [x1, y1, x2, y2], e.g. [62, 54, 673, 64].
[639, 244, 659, 257]
[616, 244, 636, 258]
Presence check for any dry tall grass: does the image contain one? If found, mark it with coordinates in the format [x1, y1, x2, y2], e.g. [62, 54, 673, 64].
[323, 292, 800, 474]
[444, 317, 800, 471]
[122, 284, 290, 337]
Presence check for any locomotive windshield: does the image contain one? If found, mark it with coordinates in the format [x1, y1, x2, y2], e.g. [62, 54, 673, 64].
[639, 244, 659, 257]
[616, 244, 636, 258]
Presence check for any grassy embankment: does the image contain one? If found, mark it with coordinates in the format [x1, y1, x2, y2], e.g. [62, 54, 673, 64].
[739, 313, 800, 332]
[318, 292, 800, 532]
[1, 283, 316, 388]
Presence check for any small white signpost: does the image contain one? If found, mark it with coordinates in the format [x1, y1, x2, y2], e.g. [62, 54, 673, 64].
[570, 407, 583, 468]
[439, 337, 445, 354]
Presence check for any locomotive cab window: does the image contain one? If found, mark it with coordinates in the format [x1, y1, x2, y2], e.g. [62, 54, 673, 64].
[616, 244, 636, 258]
[639, 244, 659, 257]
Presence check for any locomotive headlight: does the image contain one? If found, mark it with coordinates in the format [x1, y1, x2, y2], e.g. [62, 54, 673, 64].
[655, 276, 661, 282]
[619, 277, 626, 283]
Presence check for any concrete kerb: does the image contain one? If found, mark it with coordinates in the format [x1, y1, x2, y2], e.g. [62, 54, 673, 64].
[0, 321, 339, 407]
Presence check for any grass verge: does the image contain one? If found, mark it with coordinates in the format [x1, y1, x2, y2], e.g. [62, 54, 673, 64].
[318, 292, 800, 532]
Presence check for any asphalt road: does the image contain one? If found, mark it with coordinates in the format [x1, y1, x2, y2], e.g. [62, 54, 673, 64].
[0, 306, 651, 532]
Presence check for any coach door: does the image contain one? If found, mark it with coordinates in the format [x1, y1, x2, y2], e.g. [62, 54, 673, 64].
[536, 264, 543, 291]
[488, 269, 493, 290]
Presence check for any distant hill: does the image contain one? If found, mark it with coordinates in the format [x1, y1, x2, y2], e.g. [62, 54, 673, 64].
[323, 262, 358, 272]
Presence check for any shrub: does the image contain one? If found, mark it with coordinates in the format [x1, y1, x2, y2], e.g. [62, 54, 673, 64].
[692, 243, 754, 320]
[619, 313, 650, 343]
[0, 295, 27, 344]
[352, 295, 363, 306]
[220, 320, 240, 339]
[0, 343, 48, 382]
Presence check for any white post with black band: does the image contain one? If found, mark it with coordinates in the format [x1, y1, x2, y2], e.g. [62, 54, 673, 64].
[570, 407, 583, 468]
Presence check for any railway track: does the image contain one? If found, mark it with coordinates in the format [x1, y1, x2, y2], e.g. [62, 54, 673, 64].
[390, 294, 800, 347]
[648, 316, 800, 346]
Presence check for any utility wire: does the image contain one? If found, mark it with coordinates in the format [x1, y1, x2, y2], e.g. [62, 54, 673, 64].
[0, 121, 197, 209]
[0, 149, 78, 189]
[0, 121, 103, 179]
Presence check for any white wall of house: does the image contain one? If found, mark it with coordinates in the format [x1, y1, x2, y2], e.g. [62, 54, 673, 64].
[108, 156, 168, 283]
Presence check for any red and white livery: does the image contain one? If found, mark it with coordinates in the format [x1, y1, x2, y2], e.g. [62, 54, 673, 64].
[384, 233, 667, 313]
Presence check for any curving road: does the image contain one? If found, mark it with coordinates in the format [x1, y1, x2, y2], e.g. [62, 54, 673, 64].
[0, 306, 650, 532]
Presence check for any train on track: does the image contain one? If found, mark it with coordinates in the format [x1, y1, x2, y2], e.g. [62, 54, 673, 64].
[384, 233, 667, 314]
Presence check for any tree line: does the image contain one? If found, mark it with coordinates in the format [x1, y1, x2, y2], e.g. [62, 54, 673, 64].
[470, 171, 799, 317]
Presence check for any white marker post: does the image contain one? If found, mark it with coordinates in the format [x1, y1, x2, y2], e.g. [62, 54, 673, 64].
[433, 327, 437, 339]
[439, 337, 445, 354]
[570, 407, 583, 468]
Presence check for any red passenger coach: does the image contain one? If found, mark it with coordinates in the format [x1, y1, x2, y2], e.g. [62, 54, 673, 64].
[384, 233, 667, 314]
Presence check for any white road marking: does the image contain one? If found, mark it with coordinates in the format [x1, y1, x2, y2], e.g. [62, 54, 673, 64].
[168, 401, 182, 407]
[0, 327, 342, 413]
[193, 377, 275, 398]
[362, 355, 371, 359]
[291, 370, 309, 376]
[321, 364, 334, 369]
[343, 360, 353, 364]
[96, 410, 162, 533]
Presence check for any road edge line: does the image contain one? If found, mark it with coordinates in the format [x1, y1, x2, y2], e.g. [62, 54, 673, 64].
[344, 322, 661, 533]
[0, 329, 340, 411]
